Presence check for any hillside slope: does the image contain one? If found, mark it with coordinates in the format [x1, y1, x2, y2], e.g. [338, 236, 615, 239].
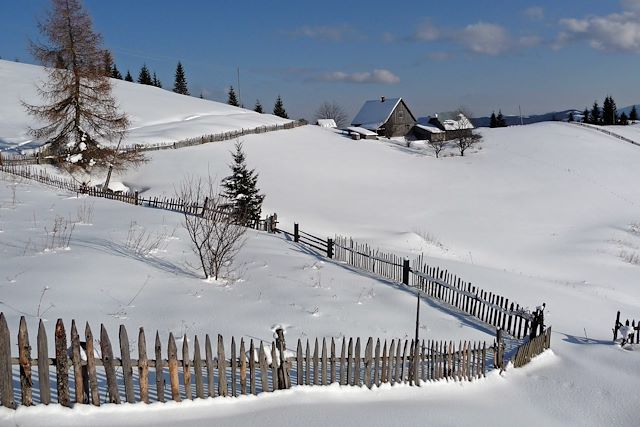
[0, 59, 290, 150]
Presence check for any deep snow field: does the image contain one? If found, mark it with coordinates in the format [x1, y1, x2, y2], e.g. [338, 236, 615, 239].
[1, 59, 640, 426]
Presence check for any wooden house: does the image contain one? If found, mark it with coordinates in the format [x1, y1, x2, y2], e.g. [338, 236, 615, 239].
[351, 97, 417, 138]
[414, 112, 474, 141]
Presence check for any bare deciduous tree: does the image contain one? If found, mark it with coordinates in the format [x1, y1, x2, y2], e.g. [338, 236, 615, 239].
[456, 133, 482, 156]
[428, 139, 449, 158]
[178, 176, 246, 281]
[23, 0, 141, 172]
[314, 101, 348, 127]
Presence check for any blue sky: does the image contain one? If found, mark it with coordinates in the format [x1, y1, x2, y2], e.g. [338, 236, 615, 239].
[2, 0, 640, 120]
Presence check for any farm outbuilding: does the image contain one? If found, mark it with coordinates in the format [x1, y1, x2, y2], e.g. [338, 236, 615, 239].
[414, 112, 474, 141]
[351, 97, 416, 138]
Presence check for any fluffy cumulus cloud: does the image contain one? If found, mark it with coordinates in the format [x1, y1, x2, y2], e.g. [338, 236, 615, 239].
[319, 69, 400, 84]
[457, 22, 511, 55]
[411, 18, 538, 56]
[286, 24, 361, 42]
[554, 2, 640, 52]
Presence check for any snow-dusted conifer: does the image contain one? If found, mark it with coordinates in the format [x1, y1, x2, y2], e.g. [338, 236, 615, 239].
[221, 142, 265, 226]
[254, 99, 263, 113]
[227, 86, 240, 106]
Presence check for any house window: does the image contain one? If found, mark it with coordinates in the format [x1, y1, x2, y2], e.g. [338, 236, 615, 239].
[397, 109, 404, 120]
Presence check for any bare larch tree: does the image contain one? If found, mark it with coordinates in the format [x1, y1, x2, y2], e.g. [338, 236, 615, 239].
[314, 101, 348, 127]
[24, 0, 142, 172]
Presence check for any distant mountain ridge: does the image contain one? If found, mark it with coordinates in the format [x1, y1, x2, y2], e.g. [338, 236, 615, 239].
[471, 105, 639, 127]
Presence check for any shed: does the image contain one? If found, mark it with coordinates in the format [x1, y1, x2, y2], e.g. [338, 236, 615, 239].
[351, 97, 417, 138]
[346, 126, 379, 140]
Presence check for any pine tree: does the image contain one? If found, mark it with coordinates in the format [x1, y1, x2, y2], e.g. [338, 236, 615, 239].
[138, 64, 153, 85]
[24, 0, 130, 170]
[496, 110, 507, 127]
[173, 61, 189, 95]
[152, 72, 162, 88]
[590, 101, 601, 125]
[489, 111, 498, 128]
[582, 108, 589, 123]
[630, 105, 638, 122]
[254, 100, 263, 113]
[602, 95, 617, 126]
[111, 63, 122, 79]
[102, 50, 113, 76]
[124, 70, 134, 82]
[273, 95, 288, 119]
[568, 111, 574, 122]
[221, 141, 265, 226]
[619, 111, 629, 125]
[227, 86, 240, 106]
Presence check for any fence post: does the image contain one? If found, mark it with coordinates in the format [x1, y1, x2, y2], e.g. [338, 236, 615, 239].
[495, 328, 504, 371]
[294, 223, 299, 242]
[613, 310, 621, 341]
[402, 259, 410, 285]
[327, 238, 334, 259]
[134, 191, 139, 206]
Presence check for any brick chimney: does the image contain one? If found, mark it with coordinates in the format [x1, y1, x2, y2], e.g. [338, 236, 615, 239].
[380, 96, 386, 102]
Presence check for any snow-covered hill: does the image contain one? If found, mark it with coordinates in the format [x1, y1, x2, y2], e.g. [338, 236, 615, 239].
[0, 59, 291, 150]
[1, 59, 640, 425]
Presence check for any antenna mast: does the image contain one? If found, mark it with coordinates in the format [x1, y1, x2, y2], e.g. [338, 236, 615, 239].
[237, 67, 242, 108]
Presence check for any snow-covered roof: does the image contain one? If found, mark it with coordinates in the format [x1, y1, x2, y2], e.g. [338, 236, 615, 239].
[415, 124, 444, 133]
[316, 119, 337, 128]
[346, 126, 378, 136]
[351, 98, 402, 129]
[434, 112, 474, 130]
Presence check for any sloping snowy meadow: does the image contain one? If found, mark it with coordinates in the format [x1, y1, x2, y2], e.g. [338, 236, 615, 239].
[1, 59, 640, 426]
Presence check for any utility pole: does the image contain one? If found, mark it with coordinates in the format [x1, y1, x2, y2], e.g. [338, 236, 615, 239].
[237, 67, 242, 108]
[519, 105, 524, 126]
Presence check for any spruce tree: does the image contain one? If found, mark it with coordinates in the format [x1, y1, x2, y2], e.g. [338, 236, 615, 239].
[630, 105, 638, 122]
[273, 95, 288, 119]
[173, 61, 189, 95]
[602, 95, 617, 126]
[152, 72, 162, 88]
[619, 112, 629, 125]
[111, 63, 122, 79]
[489, 111, 498, 128]
[568, 112, 574, 122]
[254, 99, 263, 113]
[138, 64, 153, 85]
[496, 110, 507, 127]
[582, 108, 590, 123]
[590, 101, 601, 125]
[221, 141, 265, 226]
[124, 70, 134, 82]
[227, 86, 240, 106]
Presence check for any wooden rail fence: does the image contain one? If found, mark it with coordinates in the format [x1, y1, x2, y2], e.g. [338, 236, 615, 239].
[0, 313, 492, 409]
[612, 311, 640, 344]
[330, 235, 541, 339]
[0, 121, 305, 166]
[570, 122, 640, 148]
[0, 164, 278, 233]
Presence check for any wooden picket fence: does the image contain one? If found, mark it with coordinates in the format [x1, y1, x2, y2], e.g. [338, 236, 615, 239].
[0, 313, 492, 409]
[331, 235, 539, 339]
[0, 121, 305, 166]
[612, 311, 640, 344]
[510, 326, 552, 368]
[571, 122, 640, 148]
[0, 164, 278, 232]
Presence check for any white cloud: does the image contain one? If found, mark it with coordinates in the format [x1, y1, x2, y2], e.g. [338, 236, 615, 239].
[287, 24, 360, 42]
[320, 69, 400, 84]
[427, 52, 453, 61]
[524, 6, 545, 21]
[457, 23, 511, 55]
[414, 18, 440, 41]
[519, 35, 542, 48]
[556, 11, 640, 52]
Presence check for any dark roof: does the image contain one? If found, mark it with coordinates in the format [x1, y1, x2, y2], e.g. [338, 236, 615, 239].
[351, 97, 402, 129]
